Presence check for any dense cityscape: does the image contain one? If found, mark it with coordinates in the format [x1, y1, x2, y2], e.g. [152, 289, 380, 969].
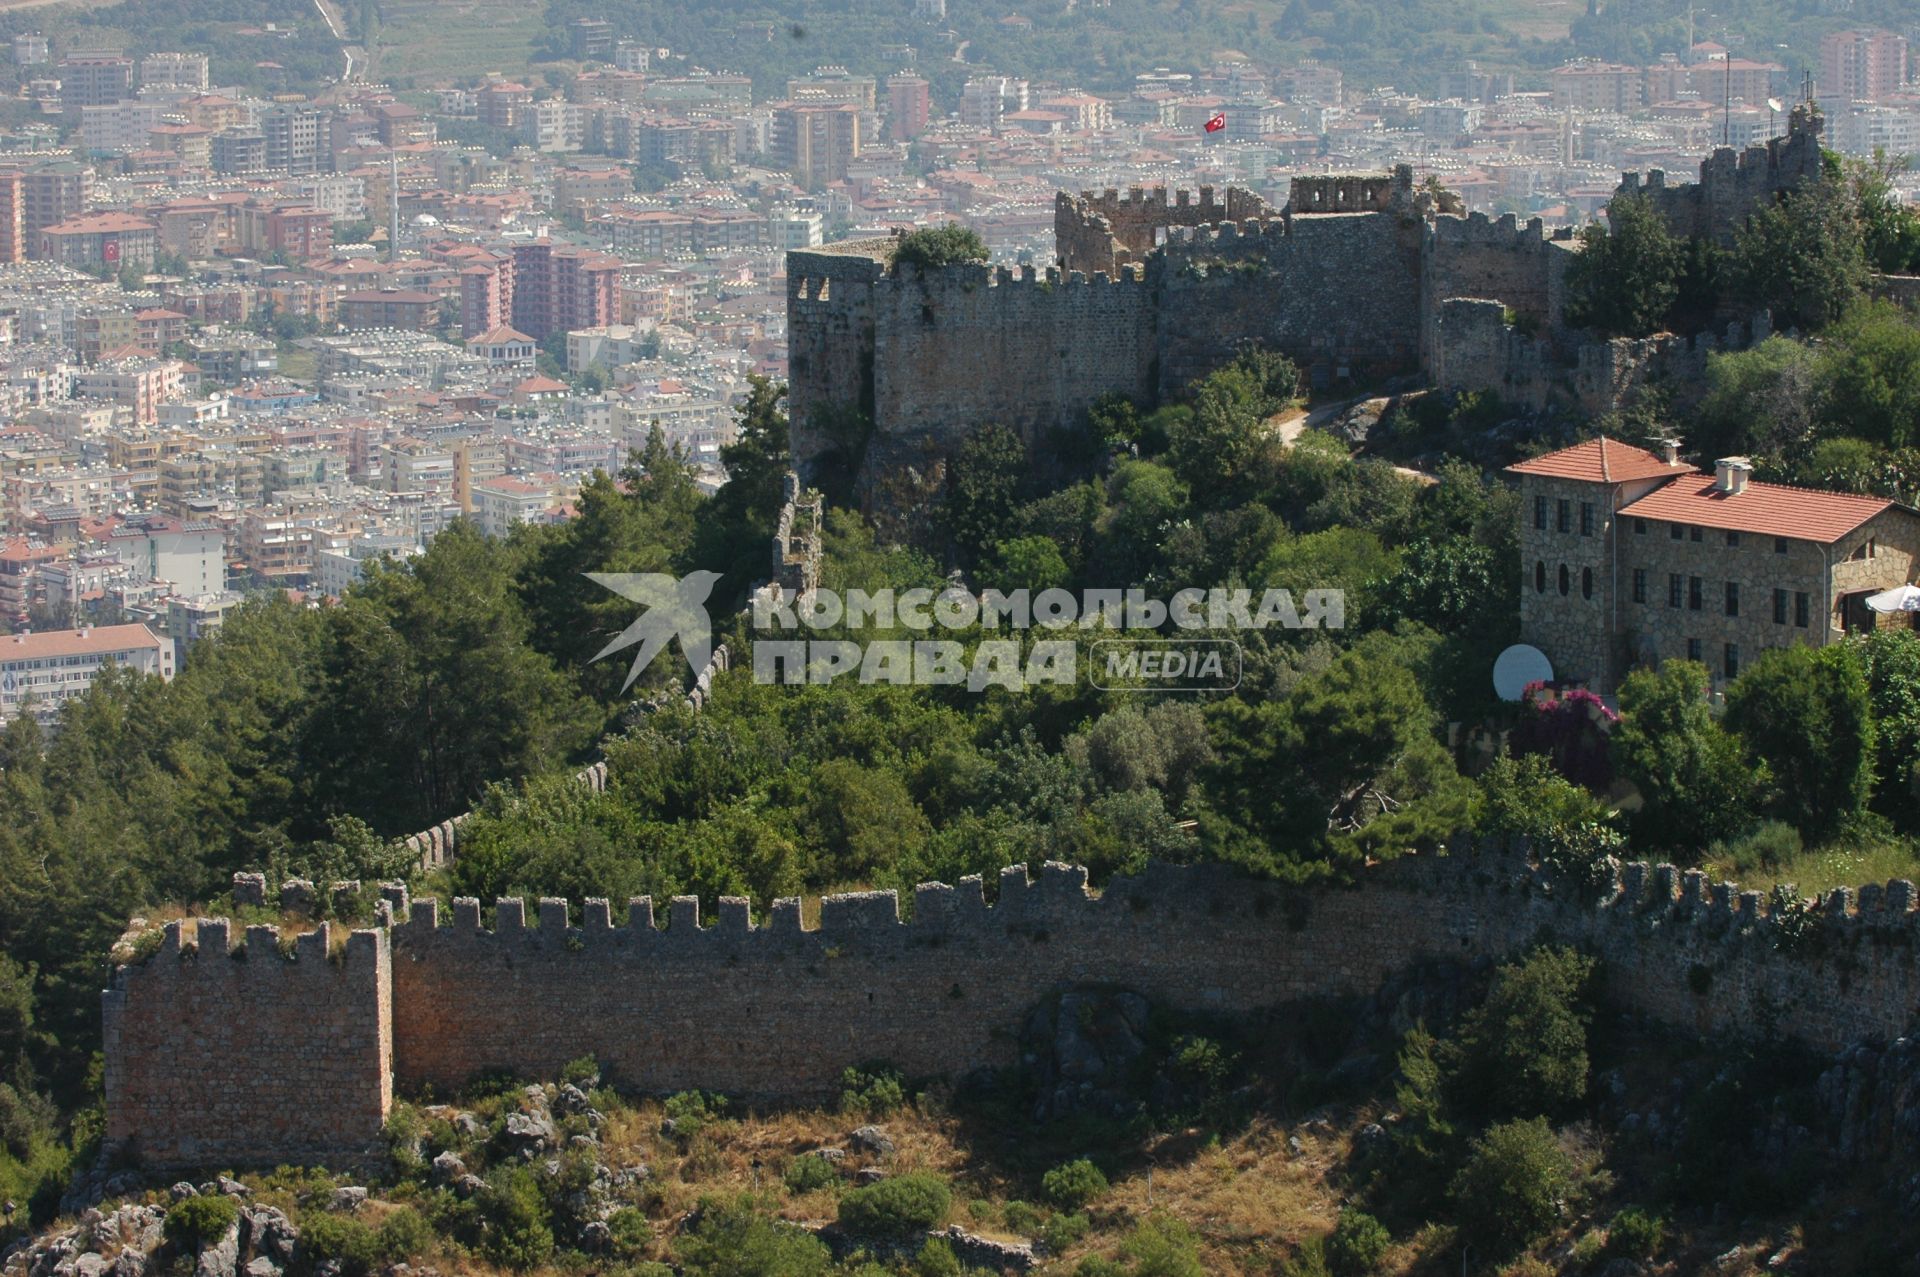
[3, 0, 1920, 1273]
[0, 12, 1909, 719]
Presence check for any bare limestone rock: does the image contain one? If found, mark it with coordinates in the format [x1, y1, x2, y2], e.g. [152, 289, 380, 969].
[193, 1221, 239, 1277]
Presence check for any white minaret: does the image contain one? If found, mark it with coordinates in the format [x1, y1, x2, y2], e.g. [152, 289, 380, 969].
[388, 148, 400, 263]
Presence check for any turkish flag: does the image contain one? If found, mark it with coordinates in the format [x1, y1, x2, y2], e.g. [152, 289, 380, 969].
[1204, 113, 1226, 133]
[102, 238, 120, 263]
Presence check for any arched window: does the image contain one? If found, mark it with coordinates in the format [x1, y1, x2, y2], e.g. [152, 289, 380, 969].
[1534, 561, 1545, 593]
[1558, 564, 1570, 596]
[1581, 567, 1593, 599]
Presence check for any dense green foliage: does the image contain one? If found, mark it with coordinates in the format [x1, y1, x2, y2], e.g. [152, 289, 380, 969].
[836, 1173, 952, 1238]
[1447, 1118, 1576, 1259]
[891, 226, 990, 273]
[1565, 195, 1682, 338]
[163, 1196, 239, 1248]
[1451, 948, 1596, 1121]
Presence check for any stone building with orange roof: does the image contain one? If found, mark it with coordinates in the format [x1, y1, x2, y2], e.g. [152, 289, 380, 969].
[1508, 438, 1920, 692]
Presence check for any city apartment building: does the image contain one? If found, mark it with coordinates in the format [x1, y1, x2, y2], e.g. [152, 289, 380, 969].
[59, 55, 133, 111]
[0, 623, 172, 725]
[1510, 438, 1920, 693]
[1821, 29, 1909, 104]
[508, 241, 618, 339]
[139, 52, 209, 91]
[771, 102, 861, 189]
[37, 212, 157, 270]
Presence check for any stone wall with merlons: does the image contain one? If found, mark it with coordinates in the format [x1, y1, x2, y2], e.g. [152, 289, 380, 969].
[103, 847, 1920, 1170]
[102, 920, 392, 1170]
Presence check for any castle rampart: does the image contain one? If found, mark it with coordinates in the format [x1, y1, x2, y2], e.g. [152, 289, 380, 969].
[102, 919, 392, 1170]
[1615, 101, 1825, 245]
[104, 843, 1920, 1170]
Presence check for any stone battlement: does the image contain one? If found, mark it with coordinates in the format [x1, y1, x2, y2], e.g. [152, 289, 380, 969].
[792, 260, 1152, 300]
[1426, 209, 1575, 248]
[104, 840, 1920, 1171]
[1284, 166, 1413, 216]
[1615, 100, 1825, 245]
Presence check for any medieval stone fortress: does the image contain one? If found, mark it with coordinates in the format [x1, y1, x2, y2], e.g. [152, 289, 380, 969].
[88, 101, 1920, 1181]
[100, 849, 1920, 1171]
[788, 107, 1824, 491]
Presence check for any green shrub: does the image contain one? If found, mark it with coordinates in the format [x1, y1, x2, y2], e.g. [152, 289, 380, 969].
[1448, 1118, 1575, 1260]
[891, 224, 989, 272]
[374, 1208, 435, 1264]
[1169, 1035, 1236, 1098]
[1120, 1214, 1206, 1277]
[676, 1196, 831, 1277]
[1325, 1207, 1390, 1276]
[1705, 820, 1803, 875]
[1605, 1206, 1667, 1258]
[1041, 1159, 1108, 1211]
[782, 1154, 841, 1195]
[837, 1172, 952, 1239]
[476, 1168, 554, 1270]
[297, 1213, 378, 1276]
[663, 1090, 726, 1140]
[915, 1237, 964, 1277]
[560, 1054, 601, 1087]
[163, 1197, 239, 1250]
[839, 1063, 907, 1118]
[1075, 1260, 1125, 1277]
[1002, 1200, 1043, 1232]
[384, 1104, 427, 1179]
[1039, 1212, 1090, 1254]
[606, 1207, 652, 1260]
[1453, 947, 1596, 1119]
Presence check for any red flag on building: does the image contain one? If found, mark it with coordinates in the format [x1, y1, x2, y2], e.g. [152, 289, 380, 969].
[102, 238, 120, 264]
[1204, 112, 1226, 133]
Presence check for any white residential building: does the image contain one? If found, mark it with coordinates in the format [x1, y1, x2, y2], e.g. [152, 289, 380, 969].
[0, 623, 173, 724]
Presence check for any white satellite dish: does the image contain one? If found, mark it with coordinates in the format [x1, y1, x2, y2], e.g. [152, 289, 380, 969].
[1766, 98, 1785, 114]
[1492, 644, 1554, 702]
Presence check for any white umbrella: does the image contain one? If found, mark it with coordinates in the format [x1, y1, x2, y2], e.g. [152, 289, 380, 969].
[1866, 584, 1920, 613]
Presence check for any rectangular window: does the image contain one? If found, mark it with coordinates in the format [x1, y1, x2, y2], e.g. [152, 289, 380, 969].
[1725, 582, 1739, 617]
[1670, 524, 1683, 541]
[1689, 576, 1703, 611]
[1775, 537, 1789, 555]
[1633, 518, 1647, 534]
[1668, 573, 1683, 608]
[1687, 637, 1702, 662]
[1580, 502, 1594, 536]
[1774, 588, 1788, 625]
[1690, 526, 1703, 542]
[1556, 499, 1570, 533]
[1632, 569, 1647, 603]
[1795, 592, 1810, 628]
[1726, 531, 1741, 547]
[1725, 643, 1740, 680]
[1533, 494, 1546, 530]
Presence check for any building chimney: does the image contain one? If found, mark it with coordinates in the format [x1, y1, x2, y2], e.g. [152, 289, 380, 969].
[1660, 437, 1683, 466]
[1714, 456, 1751, 494]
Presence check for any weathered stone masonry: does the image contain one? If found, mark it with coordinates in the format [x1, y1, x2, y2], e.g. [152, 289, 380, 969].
[105, 847, 1920, 1170]
[102, 921, 392, 1169]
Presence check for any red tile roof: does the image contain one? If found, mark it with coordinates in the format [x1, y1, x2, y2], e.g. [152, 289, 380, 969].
[469, 324, 534, 346]
[1617, 475, 1898, 544]
[1505, 437, 1695, 484]
[0, 623, 162, 662]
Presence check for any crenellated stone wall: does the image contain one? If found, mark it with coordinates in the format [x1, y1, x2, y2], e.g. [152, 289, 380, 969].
[1615, 102, 1825, 246]
[104, 843, 1920, 1170]
[102, 919, 392, 1170]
